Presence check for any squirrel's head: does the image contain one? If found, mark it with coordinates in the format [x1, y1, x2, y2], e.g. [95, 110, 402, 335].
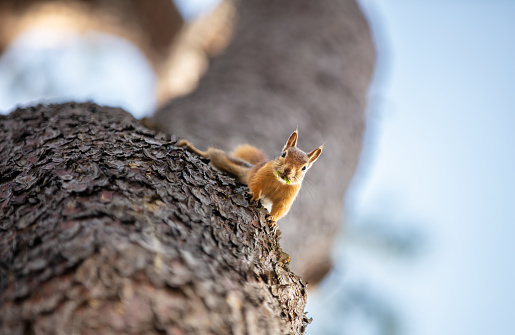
[273, 129, 323, 185]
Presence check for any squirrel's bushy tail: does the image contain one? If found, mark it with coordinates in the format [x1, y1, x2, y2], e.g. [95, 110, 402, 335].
[231, 144, 267, 165]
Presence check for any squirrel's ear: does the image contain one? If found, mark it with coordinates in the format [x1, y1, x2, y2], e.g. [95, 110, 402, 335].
[283, 129, 298, 151]
[307, 145, 323, 167]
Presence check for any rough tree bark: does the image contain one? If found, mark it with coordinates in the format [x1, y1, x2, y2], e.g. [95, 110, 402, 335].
[0, 103, 309, 334]
[151, 0, 375, 284]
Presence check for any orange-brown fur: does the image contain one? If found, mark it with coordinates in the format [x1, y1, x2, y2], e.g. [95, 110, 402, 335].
[232, 144, 267, 165]
[178, 129, 322, 223]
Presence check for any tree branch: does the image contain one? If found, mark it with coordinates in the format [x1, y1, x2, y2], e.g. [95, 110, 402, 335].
[0, 103, 309, 334]
[152, 0, 376, 283]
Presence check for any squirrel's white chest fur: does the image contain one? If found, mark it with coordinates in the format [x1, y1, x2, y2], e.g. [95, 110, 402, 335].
[259, 196, 273, 213]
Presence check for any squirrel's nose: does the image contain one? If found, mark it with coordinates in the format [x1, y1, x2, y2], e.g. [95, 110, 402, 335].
[284, 167, 291, 175]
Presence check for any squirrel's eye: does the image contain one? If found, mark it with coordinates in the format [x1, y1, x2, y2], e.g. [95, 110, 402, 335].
[281, 152, 286, 158]
[302, 166, 307, 171]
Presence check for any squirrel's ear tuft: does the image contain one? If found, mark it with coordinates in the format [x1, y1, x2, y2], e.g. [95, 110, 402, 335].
[283, 129, 298, 151]
[307, 145, 323, 167]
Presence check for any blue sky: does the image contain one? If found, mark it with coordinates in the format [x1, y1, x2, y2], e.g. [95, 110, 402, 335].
[0, 30, 156, 117]
[306, 1, 515, 334]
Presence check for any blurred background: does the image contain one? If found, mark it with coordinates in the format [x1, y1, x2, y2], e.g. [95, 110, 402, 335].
[1, 0, 514, 334]
[308, 1, 515, 334]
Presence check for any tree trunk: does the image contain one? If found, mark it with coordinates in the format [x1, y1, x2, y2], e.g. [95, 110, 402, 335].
[0, 103, 309, 334]
[151, 0, 375, 284]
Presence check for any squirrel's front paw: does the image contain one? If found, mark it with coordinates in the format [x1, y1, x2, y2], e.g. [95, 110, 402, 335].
[266, 216, 278, 231]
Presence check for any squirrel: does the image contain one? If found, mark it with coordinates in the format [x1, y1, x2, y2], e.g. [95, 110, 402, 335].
[178, 129, 323, 223]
